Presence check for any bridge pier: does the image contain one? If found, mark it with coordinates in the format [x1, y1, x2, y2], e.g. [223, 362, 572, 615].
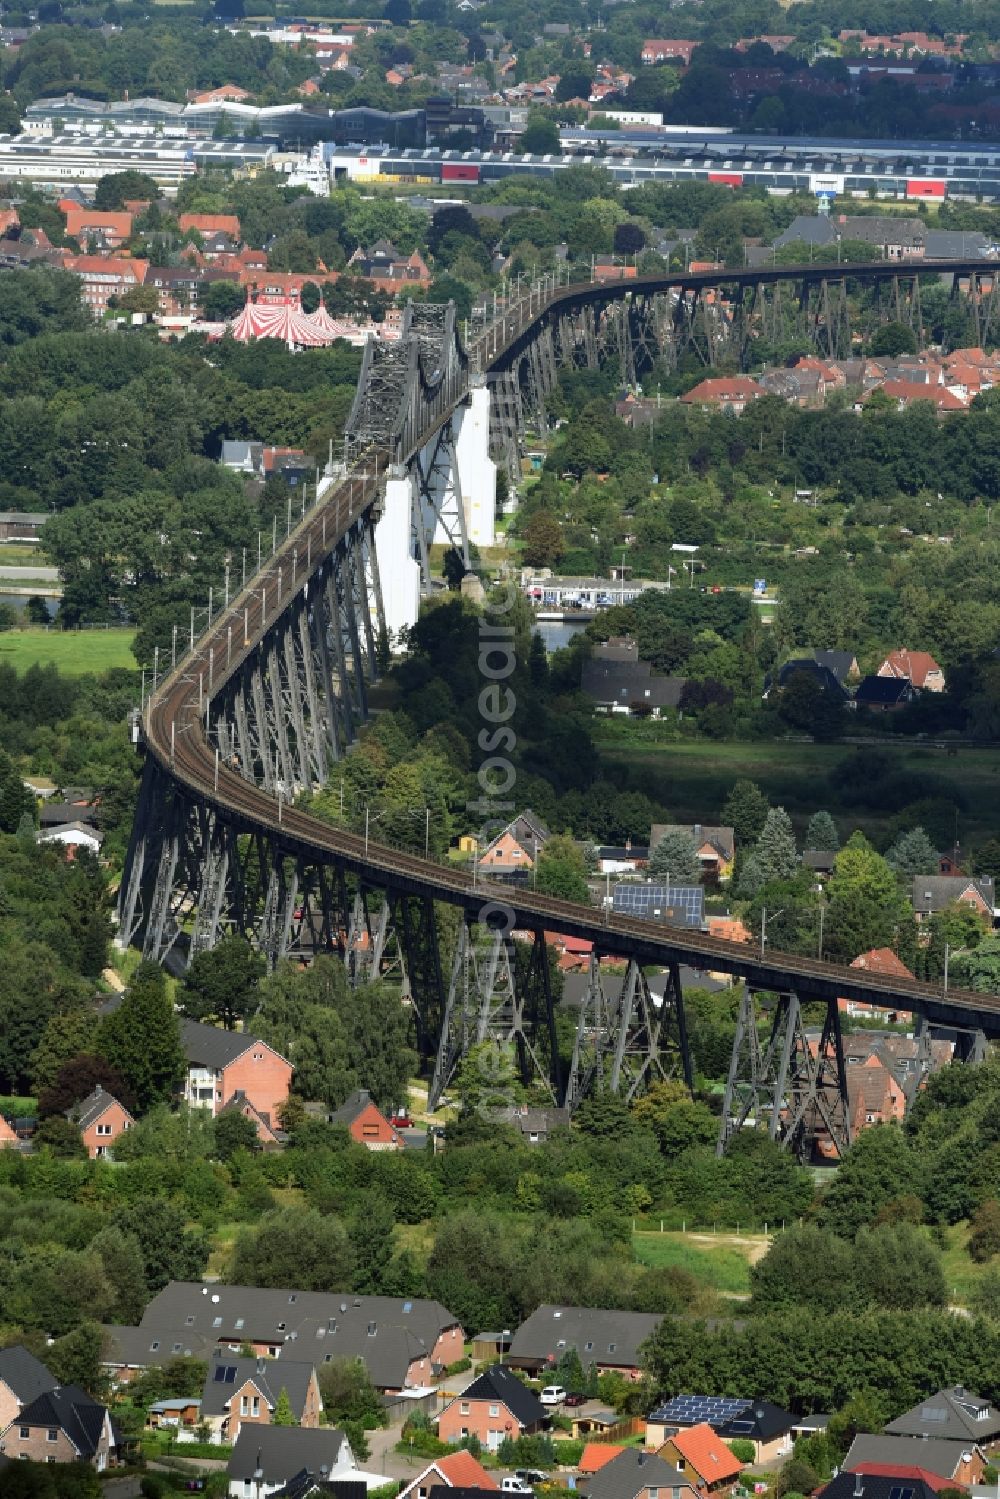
[564, 953, 692, 1111]
[717, 988, 851, 1161]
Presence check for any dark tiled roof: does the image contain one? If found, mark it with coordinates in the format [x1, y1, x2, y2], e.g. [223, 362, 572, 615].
[180, 1018, 273, 1070]
[509, 1307, 663, 1371]
[854, 675, 911, 705]
[201, 1353, 317, 1418]
[585, 1449, 692, 1499]
[0, 1346, 58, 1404]
[327, 1090, 381, 1128]
[71, 1085, 130, 1132]
[717, 1399, 796, 1443]
[17, 1385, 109, 1458]
[274, 1474, 367, 1499]
[228, 1425, 351, 1483]
[845, 1434, 977, 1481]
[885, 1387, 1000, 1441]
[456, 1366, 546, 1427]
[911, 875, 994, 915]
[101, 1323, 213, 1366]
[819, 1473, 940, 1499]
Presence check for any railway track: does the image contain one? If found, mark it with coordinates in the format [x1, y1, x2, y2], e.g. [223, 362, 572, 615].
[141, 270, 1000, 1026]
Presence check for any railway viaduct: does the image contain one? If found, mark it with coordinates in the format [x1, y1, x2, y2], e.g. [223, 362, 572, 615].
[119, 258, 1000, 1159]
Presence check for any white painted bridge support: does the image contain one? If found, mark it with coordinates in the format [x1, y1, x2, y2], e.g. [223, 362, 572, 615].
[454, 379, 496, 551]
[374, 468, 422, 640]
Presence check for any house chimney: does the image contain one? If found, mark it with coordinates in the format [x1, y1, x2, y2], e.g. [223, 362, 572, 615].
[358, 1089, 370, 1104]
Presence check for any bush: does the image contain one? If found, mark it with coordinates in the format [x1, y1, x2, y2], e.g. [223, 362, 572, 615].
[443, 1356, 472, 1376]
[728, 1440, 756, 1464]
[140, 1479, 167, 1499]
[552, 1440, 585, 1467]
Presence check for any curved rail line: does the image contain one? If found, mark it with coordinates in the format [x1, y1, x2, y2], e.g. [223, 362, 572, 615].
[142, 265, 1000, 1025]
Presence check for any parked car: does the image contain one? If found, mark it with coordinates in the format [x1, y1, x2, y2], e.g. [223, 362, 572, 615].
[563, 1393, 587, 1408]
[540, 1385, 567, 1407]
[390, 1106, 412, 1128]
[514, 1471, 547, 1486]
[501, 1479, 533, 1495]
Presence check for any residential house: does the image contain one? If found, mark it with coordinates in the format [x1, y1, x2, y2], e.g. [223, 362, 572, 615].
[581, 659, 687, 716]
[714, 1402, 797, 1464]
[180, 1017, 293, 1124]
[650, 824, 735, 881]
[641, 39, 700, 64]
[0, 1115, 19, 1150]
[478, 810, 550, 875]
[398, 1450, 499, 1499]
[845, 1433, 985, 1486]
[0, 1384, 117, 1470]
[853, 676, 914, 711]
[326, 1089, 403, 1151]
[102, 1323, 214, 1385]
[201, 1353, 322, 1441]
[114, 1282, 465, 1393]
[179, 212, 242, 241]
[864, 381, 965, 414]
[877, 649, 946, 692]
[346, 242, 432, 295]
[817, 1474, 942, 1499]
[68, 1084, 133, 1159]
[834, 215, 928, 258]
[508, 1106, 571, 1144]
[228, 1425, 355, 1499]
[646, 1398, 748, 1448]
[584, 1449, 698, 1499]
[595, 845, 649, 876]
[218, 1091, 285, 1150]
[812, 649, 860, 685]
[148, 265, 241, 317]
[580, 1444, 628, 1475]
[62, 206, 134, 248]
[885, 1388, 1000, 1448]
[912, 875, 995, 921]
[839, 948, 915, 1021]
[437, 1365, 546, 1451]
[658, 1423, 743, 1492]
[0, 1348, 58, 1433]
[36, 821, 104, 856]
[23, 775, 58, 799]
[65, 254, 149, 314]
[680, 377, 763, 415]
[846, 1054, 907, 1132]
[189, 85, 252, 104]
[508, 1306, 664, 1381]
[765, 658, 847, 699]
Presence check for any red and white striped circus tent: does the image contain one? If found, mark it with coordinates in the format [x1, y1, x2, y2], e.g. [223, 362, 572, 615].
[229, 298, 334, 346]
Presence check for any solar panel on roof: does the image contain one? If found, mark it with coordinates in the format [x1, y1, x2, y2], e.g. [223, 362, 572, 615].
[653, 1395, 749, 1425]
[613, 884, 704, 928]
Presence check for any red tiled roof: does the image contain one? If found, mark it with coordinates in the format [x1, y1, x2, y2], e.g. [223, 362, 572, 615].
[431, 1451, 500, 1489]
[179, 213, 241, 239]
[681, 376, 762, 403]
[876, 381, 966, 410]
[880, 649, 943, 686]
[580, 1445, 627, 1474]
[665, 1423, 743, 1483]
[850, 948, 915, 978]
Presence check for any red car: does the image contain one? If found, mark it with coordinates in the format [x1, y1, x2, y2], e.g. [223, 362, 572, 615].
[390, 1107, 412, 1129]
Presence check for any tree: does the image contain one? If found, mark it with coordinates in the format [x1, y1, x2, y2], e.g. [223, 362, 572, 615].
[33, 1115, 87, 1157]
[518, 112, 560, 155]
[750, 1224, 856, 1314]
[442, 546, 466, 590]
[98, 963, 185, 1112]
[230, 1207, 355, 1291]
[214, 1110, 261, 1161]
[614, 220, 647, 256]
[522, 511, 564, 567]
[536, 835, 590, 901]
[886, 826, 939, 878]
[117, 285, 159, 316]
[90, 1226, 149, 1323]
[969, 1198, 1000, 1262]
[200, 280, 245, 321]
[950, 935, 1000, 993]
[806, 810, 840, 852]
[871, 322, 918, 358]
[112, 1200, 209, 1293]
[753, 806, 798, 884]
[721, 779, 770, 846]
[38, 1053, 136, 1118]
[25, 595, 50, 625]
[823, 833, 912, 963]
[178, 935, 265, 1030]
[273, 1387, 297, 1426]
[648, 828, 701, 884]
[29, 1008, 99, 1093]
[94, 170, 159, 210]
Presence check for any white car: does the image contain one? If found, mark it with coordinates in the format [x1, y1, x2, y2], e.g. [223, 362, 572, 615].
[501, 1479, 533, 1495]
[539, 1385, 567, 1407]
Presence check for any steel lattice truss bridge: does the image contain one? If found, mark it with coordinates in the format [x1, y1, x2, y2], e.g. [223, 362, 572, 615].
[120, 261, 999, 1161]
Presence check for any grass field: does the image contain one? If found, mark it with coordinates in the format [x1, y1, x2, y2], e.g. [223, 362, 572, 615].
[0, 627, 136, 674]
[939, 1222, 990, 1307]
[0, 545, 47, 565]
[632, 1228, 766, 1296]
[595, 729, 1000, 845]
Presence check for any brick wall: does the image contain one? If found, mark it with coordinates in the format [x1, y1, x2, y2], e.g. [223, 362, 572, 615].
[220, 1046, 292, 1121]
[438, 1399, 521, 1451]
[81, 1100, 133, 1159]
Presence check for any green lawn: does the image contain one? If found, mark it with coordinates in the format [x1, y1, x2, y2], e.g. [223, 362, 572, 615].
[632, 1229, 764, 1296]
[0, 627, 136, 674]
[939, 1222, 990, 1307]
[595, 729, 1000, 845]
